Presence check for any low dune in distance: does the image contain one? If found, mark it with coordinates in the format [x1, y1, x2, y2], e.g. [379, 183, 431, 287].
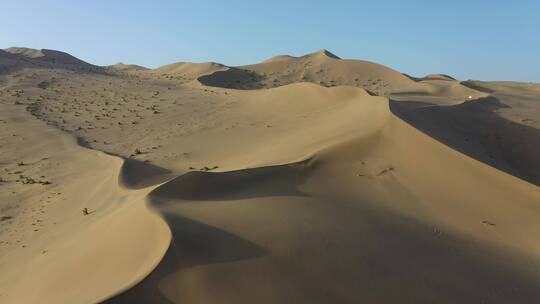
[1, 47, 539, 303]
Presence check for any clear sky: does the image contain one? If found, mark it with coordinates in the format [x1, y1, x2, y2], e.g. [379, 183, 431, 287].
[2, 0, 539, 82]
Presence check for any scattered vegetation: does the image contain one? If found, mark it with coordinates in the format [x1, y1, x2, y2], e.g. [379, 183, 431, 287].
[481, 220, 496, 226]
[377, 166, 394, 176]
[0, 216, 13, 222]
[17, 175, 51, 185]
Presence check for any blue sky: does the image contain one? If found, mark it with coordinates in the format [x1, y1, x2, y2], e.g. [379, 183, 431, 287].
[2, 0, 539, 82]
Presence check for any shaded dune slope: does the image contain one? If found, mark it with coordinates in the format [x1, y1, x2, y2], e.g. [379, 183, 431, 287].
[107, 84, 540, 303]
[390, 96, 540, 186]
[119, 158, 172, 189]
[461, 80, 540, 128]
[151, 160, 312, 201]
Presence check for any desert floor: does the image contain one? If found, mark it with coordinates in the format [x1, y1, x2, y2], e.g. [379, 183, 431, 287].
[1, 48, 540, 303]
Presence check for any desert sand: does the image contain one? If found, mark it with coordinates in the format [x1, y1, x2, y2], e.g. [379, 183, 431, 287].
[0, 48, 539, 303]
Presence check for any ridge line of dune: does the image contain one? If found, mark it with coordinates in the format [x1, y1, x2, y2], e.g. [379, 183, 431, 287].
[63, 134, 175, 303]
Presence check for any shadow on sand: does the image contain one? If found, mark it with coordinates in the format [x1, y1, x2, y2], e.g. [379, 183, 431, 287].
[390, 96, 540, 186]
[149, 159, 313, 201]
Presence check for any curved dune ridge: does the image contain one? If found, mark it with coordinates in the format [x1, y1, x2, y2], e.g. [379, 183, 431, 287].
[421, 74, 457, 81]
[1, 48, 540, 303]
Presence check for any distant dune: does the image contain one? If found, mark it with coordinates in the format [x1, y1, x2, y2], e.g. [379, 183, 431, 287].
[151, 61, 227, 77]
[6, 47, 96, 67]
[198, 49, 416, 94]
[0, 47, 539, 304]
[106, 62, 149, 73]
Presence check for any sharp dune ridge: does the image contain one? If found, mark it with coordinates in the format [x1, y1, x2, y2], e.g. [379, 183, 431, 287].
[1, 47, 540, 304]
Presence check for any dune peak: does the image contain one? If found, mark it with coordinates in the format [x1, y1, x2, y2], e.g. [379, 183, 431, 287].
[311, 49, 341, 59]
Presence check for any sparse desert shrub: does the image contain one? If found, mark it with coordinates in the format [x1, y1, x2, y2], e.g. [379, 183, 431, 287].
[201, 165, 219, 171]
[377, 166, 395, 176]
[0, 216, 13, 222]
[20, 176, 37, 184]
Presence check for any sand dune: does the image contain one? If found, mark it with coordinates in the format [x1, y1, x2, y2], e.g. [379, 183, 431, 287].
[108, 86, 540, 303]
[106, 63, 149, 73]
[150, 62, 228, 80]
[199, 49, 416, 94]
[3, 47, 98, 71]
[1, 48, 539, 303]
